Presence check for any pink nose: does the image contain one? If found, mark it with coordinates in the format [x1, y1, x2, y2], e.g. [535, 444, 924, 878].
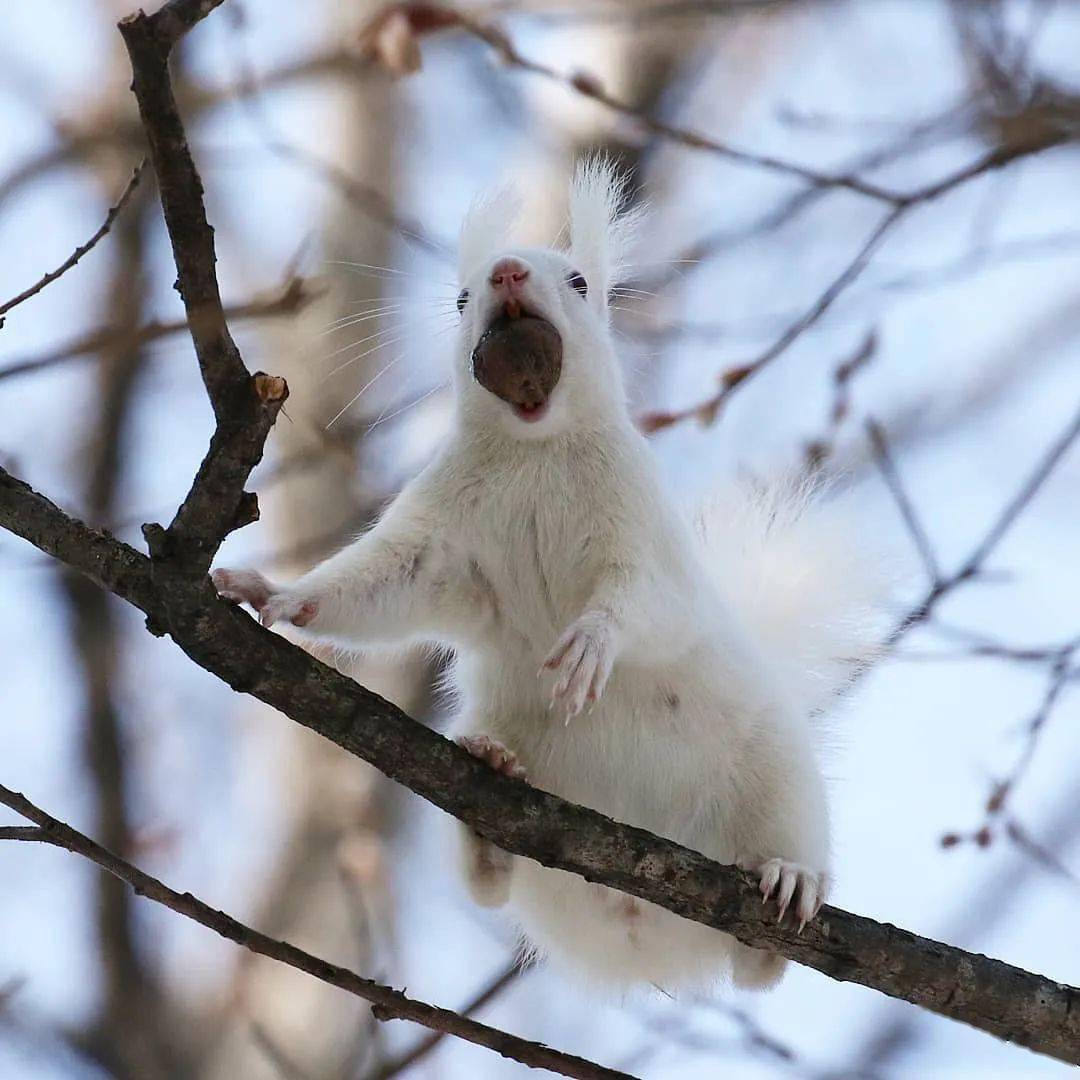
[489, 257, 530, 292]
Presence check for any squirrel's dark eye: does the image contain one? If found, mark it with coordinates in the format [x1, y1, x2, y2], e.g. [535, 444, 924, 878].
[457, 288, 469, 314]
[567, 271, 588, 298]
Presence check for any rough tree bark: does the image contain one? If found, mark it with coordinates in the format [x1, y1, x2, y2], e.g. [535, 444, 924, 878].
[4, 462, 1078, 1065]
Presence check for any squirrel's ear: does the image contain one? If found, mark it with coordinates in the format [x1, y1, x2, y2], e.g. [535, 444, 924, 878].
[459, 186, 522, 285]
[568, 155, 644, 308]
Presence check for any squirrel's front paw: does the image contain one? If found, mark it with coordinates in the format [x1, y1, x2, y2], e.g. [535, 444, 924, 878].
[212, 569, 318, 629]
[542, 611, 617, 719]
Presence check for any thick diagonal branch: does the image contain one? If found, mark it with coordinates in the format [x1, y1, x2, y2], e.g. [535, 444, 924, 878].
[0, 467, 1076, 1066]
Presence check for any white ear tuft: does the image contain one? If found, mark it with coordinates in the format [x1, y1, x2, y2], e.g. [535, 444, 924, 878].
[459, 186, 522, 284]
[568, 155, 644, 305]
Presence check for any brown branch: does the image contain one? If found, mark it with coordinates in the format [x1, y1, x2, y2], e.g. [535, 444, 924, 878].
[637, 126, 1073, 434]
[367, 962, 523, 1080]
[1, 466, 1077, 1065]
[639, 206, 903, 433]
[453, 15, 899, 203]
[804, 330, 878, 471]
[0, 161, 145, 325]
[886, 400, 1080, 646]
[0, 277, 321, 384]
[866, 417, 941, 584]
[0, 785, 632, 1080]
[942, 637, 1080, 859]
[0, 826, 53, 843]
[119, 3, 287, 573]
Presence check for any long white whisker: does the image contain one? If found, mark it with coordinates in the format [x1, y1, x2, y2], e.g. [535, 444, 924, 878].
[319, 307, 405, 335]
[366, 382, 448, 433]
[324, 335, 405, 380]
[324, 353, 405, 429]
[621, 259, 701, 269]
[322, 302, 403, 325]
[327, 260, 458, 290]
[343, 294, 457, 307]
[320, 324, 402, 363]
[324, 304, 457, 332]
[326, 260, 417, 278]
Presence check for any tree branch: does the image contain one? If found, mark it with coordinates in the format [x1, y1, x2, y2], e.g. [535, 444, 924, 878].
[885, 400, 1080, 646]
[0, 785, 629, 1080]
[0, 161, 145, 325]
[453, 14, 900, 203]
[119, 3, 287, 573]
[0, 465, 1077, 1065]
[0, 276, 321, 385]
[637, 127, 1073, 433]
[367, 962, 523, 1080]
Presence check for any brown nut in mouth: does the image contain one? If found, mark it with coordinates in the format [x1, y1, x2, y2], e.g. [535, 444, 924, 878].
[471, 312, 562, 422]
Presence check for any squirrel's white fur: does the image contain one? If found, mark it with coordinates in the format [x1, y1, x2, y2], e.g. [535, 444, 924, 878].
[214, 158, 887, 994]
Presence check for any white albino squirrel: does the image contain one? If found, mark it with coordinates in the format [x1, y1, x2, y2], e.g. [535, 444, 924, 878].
[214, 159, 886, 992]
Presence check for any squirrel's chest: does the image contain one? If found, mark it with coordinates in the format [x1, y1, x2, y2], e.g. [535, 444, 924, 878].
[453, 469, 613, 639]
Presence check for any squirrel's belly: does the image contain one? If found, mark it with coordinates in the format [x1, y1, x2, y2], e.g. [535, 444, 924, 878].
[531, 688, 734, 849]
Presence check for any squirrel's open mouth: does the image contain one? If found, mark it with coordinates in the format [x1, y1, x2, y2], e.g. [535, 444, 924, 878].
[471, 305, 562, 420]
[511, 399, 550, 423]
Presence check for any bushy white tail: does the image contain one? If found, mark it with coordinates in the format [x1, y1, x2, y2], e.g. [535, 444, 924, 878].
[697, 479, 891, 718]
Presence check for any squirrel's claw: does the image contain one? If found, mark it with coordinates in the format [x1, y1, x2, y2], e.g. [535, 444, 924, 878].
[744, 857, 827, 931]
[212, 568, 317, 628]
[543, 612, 616, 720]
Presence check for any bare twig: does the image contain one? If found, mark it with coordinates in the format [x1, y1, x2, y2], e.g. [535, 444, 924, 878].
[455, 15, 899, 203]
[942, 637, 1080, 861]
[367, 962, 523, 1080]
[0, 162, 145, 324]
[639, 206, 904, 433]
[866, 418, 941, 584]
[804, 331, 878, 471]
[638, 123, 1074, 433]
[886, 400, 1080, 646]
[0, 277, 321, 384]
[0, 785, 633, 1080]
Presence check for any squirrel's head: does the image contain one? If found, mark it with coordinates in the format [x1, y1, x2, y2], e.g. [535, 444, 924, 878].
[452, 157, 642, 441]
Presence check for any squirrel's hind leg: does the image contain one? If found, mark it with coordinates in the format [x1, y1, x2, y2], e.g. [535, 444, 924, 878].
[731, 943, 787, 990]
[454, 734, 526, 908]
